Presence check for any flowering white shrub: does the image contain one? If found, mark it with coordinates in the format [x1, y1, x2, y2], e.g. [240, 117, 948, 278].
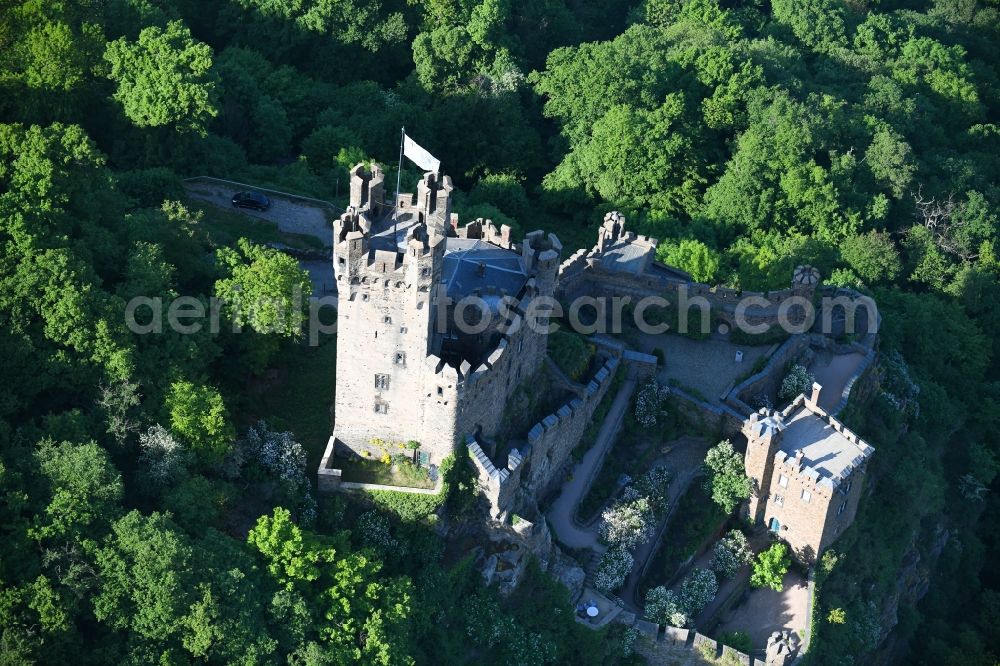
[635, 378, 669, 428]
[464, 594, 516, 648]
[711, 530, 753, 579]
[240, 421, 315, 524]
[506, 630, 556, 665]
[355, 510, 397, 553]
[619, 484, 641, 503]
[617, 625, 640, 656]
[594, 546, 633, 593]
[242, 421, 307, 481]
[601, 497, 654, 549]
[780, 364, 815, 400]
[138, 424, 187, 485]
[679, 568, 718, 614]
[645, 586, 689, 627]
[636, 466, 672, 515]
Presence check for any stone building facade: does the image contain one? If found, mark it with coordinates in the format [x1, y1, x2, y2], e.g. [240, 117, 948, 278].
[320, 163, 561, 476]
[743, 383, 874, 562]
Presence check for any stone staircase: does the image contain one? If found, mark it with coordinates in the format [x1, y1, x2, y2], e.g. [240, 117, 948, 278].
[583, 549, 603, 585]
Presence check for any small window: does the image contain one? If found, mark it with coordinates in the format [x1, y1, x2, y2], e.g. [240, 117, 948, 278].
[437, 386, 444, 396]
[778, 474, 788, 488]
[375, 374, 390, 390]
[394, 351, 406, 366]
[338, 256, 346, 266]
[801, 489, 811, 503]
[837, 501, 847, 516]
[421, 267, 431, 277]
[384, 315, 392, 324]
[374, 403, 388, 414]
[362, 293, 370, 302]
[400, 326, 407, 334]
[774, 494, 784, 507]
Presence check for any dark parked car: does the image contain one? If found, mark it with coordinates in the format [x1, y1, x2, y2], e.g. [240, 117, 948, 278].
[231, 190, 271, 211]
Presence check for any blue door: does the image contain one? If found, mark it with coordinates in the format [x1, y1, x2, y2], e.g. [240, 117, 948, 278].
[769, 517, 781, 532]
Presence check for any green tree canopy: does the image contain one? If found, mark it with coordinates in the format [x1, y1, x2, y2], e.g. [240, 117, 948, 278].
[104, 20, 218, 133]
[165, 380, 234, 464]
[702, 440, 751, 514]
[751, 542, 791, 591]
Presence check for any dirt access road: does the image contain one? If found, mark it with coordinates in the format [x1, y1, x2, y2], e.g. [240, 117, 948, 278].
[184, 179, 336, 247]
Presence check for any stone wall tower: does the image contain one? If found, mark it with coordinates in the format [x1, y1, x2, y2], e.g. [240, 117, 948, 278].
[743, 411, 783, 523]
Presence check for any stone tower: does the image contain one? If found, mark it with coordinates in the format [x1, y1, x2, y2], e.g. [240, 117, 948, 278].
[743, 410, 783, 524]
[321, 163, 561, 484]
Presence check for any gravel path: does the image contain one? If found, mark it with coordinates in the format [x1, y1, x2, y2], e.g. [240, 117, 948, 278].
[808, 351, 867, 412]
[184, 181, 334, 246]
[546, 376, 637, 550]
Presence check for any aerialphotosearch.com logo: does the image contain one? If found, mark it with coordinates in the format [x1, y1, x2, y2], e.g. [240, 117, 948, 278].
[124, 284, 879, 344]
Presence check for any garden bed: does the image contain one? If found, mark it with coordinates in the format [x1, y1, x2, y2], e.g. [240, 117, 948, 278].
[334, 455, 436, 490]
[638, 482, 728, 597]
[575, 390, 678, 524]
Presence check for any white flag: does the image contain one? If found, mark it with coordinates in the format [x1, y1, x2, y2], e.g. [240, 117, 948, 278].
[403, 134, 440, 173]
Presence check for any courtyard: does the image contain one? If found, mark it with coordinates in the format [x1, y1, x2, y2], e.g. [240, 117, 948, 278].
[634, 331, 774, 403]
[711, 569, 810, 653]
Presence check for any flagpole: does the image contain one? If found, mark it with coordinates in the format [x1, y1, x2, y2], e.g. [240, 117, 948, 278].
[393, 127, 404, 246]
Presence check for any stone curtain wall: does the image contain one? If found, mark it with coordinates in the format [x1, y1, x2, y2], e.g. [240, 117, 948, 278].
[726, 335, 812, 415]
[557, 258, 817, 331]
[633, 627, 761, 665]
[469, 357, 621, 518]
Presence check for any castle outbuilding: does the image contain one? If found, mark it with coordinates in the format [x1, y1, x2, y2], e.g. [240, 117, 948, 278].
[743, 383, 874, 562]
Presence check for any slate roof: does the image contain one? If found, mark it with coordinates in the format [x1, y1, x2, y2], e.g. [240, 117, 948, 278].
[441, 238, 527, 302]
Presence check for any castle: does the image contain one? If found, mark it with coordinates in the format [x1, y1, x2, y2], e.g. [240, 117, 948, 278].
[318, 164, 875, 549]
[743, 383, 874, 562]
[318, 164, 562, 492]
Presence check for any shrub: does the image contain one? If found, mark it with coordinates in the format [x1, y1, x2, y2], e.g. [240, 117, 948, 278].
[354, 510, 397, 553]
[780, 364, 815, 401]
[600, 497, 654, 549]
[645, 586, 688, 627]
[594, 546, 633, 593]
[703, 440, 751, 514]
[711, 530, 753, 579]
[635, 466, 672, 515]
[548, 330, 595, 381]
[717, 630, 752, 653]
[635, 378, 669, 428]
[678, 568, 718, 614]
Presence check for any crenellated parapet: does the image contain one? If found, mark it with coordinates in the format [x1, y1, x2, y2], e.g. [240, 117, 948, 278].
[468, 355, 621, 518]
[456, 217, 516, 249]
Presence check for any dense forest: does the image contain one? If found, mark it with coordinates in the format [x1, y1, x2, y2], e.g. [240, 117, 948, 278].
[0, 0, 997, 663]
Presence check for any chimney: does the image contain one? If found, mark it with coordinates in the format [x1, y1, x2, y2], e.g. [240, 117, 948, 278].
[794, 449, 804, 470]
[810, 382, 822, 405]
